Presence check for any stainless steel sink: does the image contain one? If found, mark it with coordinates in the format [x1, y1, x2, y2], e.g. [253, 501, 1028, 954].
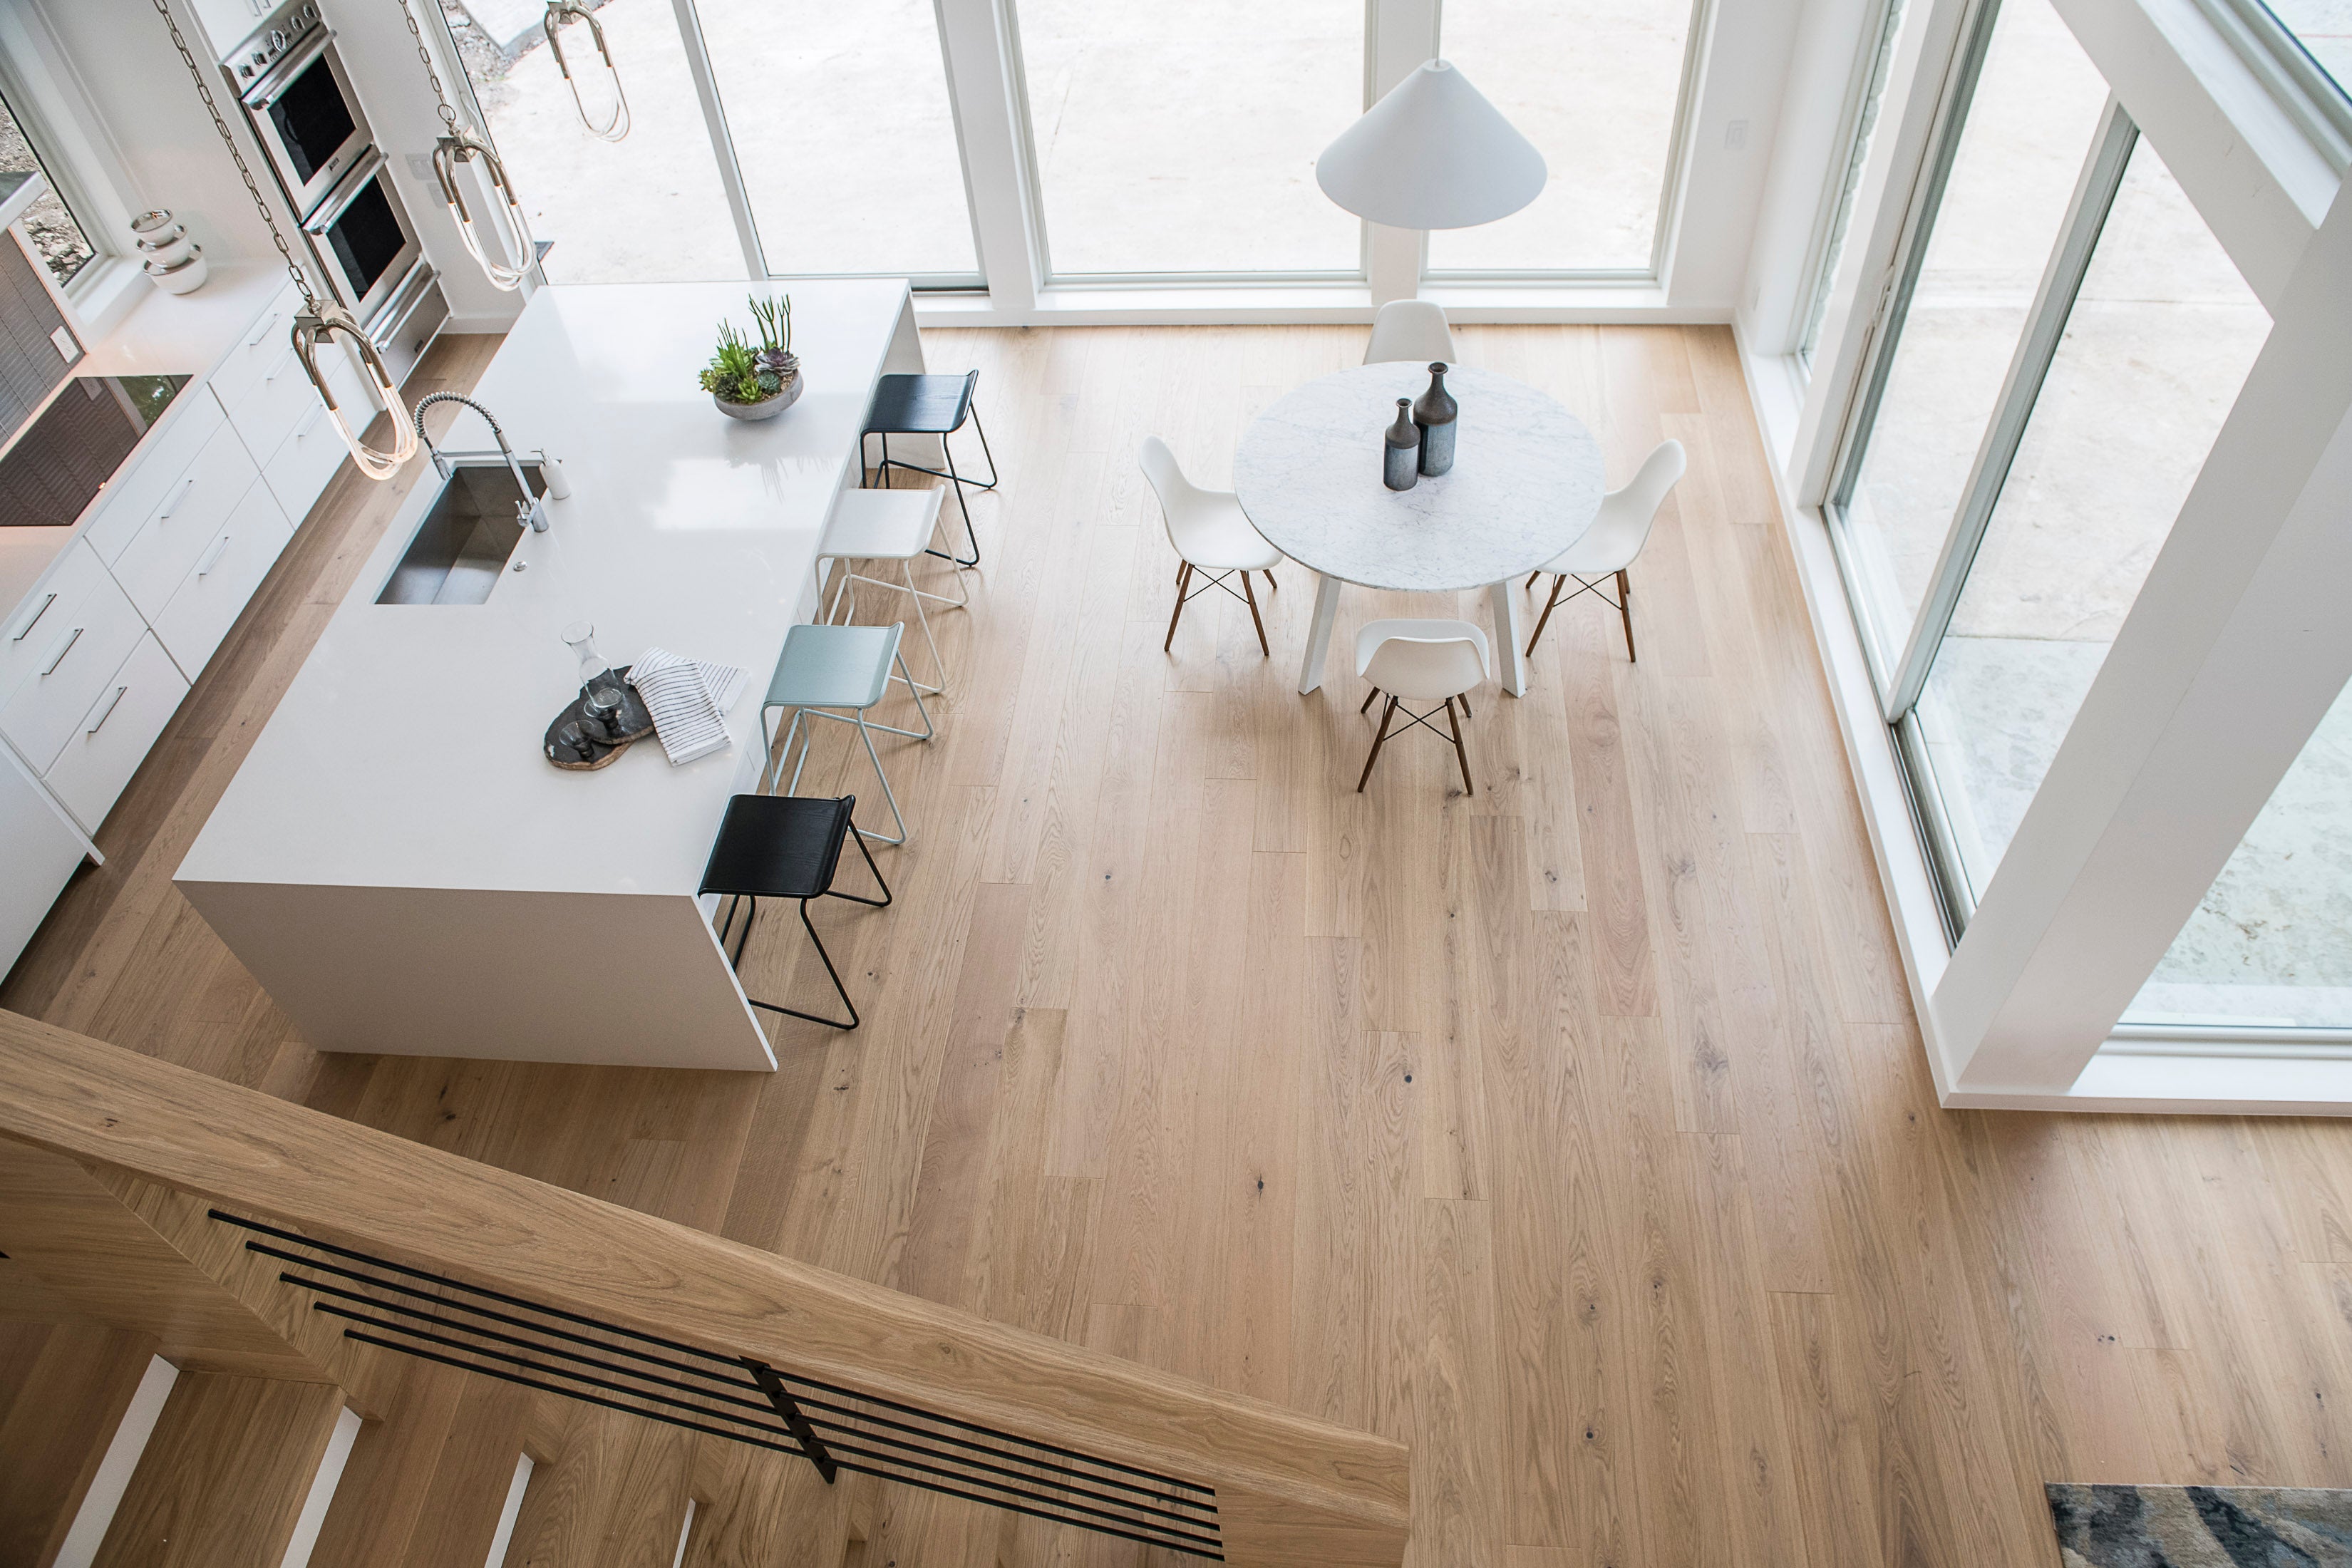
[376, 461, 545, 606]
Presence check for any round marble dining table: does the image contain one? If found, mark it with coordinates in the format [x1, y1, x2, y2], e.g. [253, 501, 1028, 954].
[1234, 362, 1606, 696]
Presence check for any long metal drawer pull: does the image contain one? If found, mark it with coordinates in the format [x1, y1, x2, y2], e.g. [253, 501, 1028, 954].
[85, 684, 128, 736]
[11, 592, 56, 642]
[264, 344, 296, 383]
[196, 535, 232, 577]
[158, 475, 198, 522]
[247, 313, 278, 348]
[41, 625, 83, 676]
[296, 401, 326, 438]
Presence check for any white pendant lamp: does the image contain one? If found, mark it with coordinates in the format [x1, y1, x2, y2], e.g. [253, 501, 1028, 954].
[1316, 60, 1547, 229]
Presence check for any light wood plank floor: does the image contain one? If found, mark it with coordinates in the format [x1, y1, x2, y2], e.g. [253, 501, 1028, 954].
[9, 323, 2352, 1568]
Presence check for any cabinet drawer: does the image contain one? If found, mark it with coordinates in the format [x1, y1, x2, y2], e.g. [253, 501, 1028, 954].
[43, 632, 187, 835]
[110, 424, 260, 620]
[205, 282, 305, 418]
[259, 348, 366, 522]
[153, 487, 292, 679]
[0, 567, 143, 773]
[217, 329, 323, 462]
[0, 539, 110, 709]
[79, 393, 228, 565]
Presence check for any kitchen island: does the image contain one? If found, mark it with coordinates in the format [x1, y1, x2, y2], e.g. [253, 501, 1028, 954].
[175, 279, 926, 1069]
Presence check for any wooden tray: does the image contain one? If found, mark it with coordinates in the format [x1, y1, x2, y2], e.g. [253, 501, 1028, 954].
[544, 666, 655, 770]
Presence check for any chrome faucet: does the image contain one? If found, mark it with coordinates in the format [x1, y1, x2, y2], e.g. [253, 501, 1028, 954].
[412, 392, 550, 532]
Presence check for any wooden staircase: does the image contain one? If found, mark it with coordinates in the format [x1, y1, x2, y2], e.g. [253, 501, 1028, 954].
[0, 1009, 1408, 1568]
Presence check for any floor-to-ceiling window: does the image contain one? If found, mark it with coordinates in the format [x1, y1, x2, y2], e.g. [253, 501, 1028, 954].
[1009, 0, 1366, 278]
[440, 0, 743, 284]
[1822, 0, 2275, 919]
[695, 0, 983, 282]
[1424, 0, 1703, 275]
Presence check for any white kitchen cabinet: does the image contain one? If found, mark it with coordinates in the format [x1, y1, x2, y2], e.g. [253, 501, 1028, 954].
[107, 420, 262, 621]
[0, 736, 90, 970]
[153, 483, 294, 680]
[43, 633, 189, 836]
[0, 564, 144, 774]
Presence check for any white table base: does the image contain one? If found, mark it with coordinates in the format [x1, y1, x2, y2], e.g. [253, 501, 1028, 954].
[1296, 574, 1529, 698]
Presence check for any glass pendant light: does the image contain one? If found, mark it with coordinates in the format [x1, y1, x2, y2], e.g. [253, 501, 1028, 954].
[543, 1, 632, 142]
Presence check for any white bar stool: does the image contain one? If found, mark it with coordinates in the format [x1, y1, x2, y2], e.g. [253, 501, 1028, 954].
[761, 622, 935, 845]
[817, 487, 963, 694]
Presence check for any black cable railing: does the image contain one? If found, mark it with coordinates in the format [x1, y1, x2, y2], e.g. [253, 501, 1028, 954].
[210, 1210, 1224, 1560]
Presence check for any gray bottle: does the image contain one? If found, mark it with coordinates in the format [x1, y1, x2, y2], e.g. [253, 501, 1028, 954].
[1414, 363, 1458, 475]
[1383, 398, 1420, 490]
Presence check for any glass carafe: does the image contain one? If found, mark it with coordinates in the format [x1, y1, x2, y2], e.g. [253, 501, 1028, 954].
[562, 620, 626, 722]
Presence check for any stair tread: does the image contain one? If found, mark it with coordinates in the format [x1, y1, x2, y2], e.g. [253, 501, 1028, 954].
[92, 1370, 344, 1568]
[0, 1321, 155, 1568]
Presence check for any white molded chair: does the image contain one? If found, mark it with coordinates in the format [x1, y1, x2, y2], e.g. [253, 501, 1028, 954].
[1364, 300, 1458, 366]
[1355, 618, 1490, 796]
[1139, 435, 1284, 656]
[817, 486, 963, 695]
[1524, 439, 1688, 661]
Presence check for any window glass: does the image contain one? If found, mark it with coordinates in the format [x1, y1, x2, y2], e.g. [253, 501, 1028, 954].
[1013, 0, 1363, 277]
[1832, 0, 2108, 664]
[0, 88, 95, 287]
[2123, 678, 2352, 1031]
[2261, 0, 2352, 98]
[1799, 0, 1906, 363]
[440, 0, 743, 284]
[1425, 0, 1696, 274]
[1912, 139, 2271, 893]
[696, 0, 981, 281]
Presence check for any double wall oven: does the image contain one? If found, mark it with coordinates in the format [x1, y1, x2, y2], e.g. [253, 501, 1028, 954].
[225, 1, 447, 385]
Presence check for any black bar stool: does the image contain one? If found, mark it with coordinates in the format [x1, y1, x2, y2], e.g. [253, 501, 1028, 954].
[862, 368, 999, 568]
[700, 793, 890, 1031]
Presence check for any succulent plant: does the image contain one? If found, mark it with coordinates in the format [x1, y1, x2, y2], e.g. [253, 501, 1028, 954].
[748, 294, 797, 385]
[698, 297, 798, 403]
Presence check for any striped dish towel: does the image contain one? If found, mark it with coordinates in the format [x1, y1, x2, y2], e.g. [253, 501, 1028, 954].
[626, 647, 750, 765]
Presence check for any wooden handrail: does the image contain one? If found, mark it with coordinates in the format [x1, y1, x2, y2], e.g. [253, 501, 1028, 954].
[0, 1011, 1407, 1568]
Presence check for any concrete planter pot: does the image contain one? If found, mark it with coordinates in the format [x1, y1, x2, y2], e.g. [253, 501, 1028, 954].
[712, 373, 802, 421]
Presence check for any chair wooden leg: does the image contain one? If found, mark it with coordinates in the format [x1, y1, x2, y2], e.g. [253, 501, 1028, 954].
[1525, 568, 1542, 590]
[1444, 696, 1474, 797]
[1264, 566, 1278, 591]
[1359, 684, 1381, 715]
[1241, 570, 1269, 656]
[1525, 574, 1567, 657]
[1459, 690, 1472, 720]
[1617, 569, 1636, 662]
[1164, 561, 1193, 653]
[1356, 696, 1398, 792]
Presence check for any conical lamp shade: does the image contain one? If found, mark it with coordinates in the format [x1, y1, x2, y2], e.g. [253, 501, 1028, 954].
[1316, 59, 1547, 229]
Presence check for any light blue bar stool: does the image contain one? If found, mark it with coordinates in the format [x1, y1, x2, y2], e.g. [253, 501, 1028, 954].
[760, 621, 934, 845]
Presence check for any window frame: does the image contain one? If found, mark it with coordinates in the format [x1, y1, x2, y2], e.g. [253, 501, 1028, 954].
[1000, 0, 1377, 286]
[1419, 0, 1716, 284]
[2194, 0, 2352, 174]
[1817, 0, 2150, 928]
[0, 10, 123, 306]
[1796, 0, 1909, 366]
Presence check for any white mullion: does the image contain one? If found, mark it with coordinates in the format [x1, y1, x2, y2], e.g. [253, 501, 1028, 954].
[669, 0, 764, 280]
[1882, 97, 2138, 719]
[942, 0, 1041, 309]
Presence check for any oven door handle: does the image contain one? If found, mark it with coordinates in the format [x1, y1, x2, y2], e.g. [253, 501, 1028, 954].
[242, 26, 337, 110]
[303, 148, 389, 237]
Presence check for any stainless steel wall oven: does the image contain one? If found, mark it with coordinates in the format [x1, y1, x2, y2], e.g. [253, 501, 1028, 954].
[222, 0, 447, 385]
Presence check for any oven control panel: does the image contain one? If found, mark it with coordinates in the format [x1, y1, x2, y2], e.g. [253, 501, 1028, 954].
[229, 2, 324, 84]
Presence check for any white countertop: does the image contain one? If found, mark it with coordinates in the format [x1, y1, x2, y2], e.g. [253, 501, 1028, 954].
[179, 277, 911, 899]
[1234, 363, 1604, 592]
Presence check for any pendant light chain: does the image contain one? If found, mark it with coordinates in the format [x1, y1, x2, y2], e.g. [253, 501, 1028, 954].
[400, 0, 461, 133]
[149, 0, 418, 479]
